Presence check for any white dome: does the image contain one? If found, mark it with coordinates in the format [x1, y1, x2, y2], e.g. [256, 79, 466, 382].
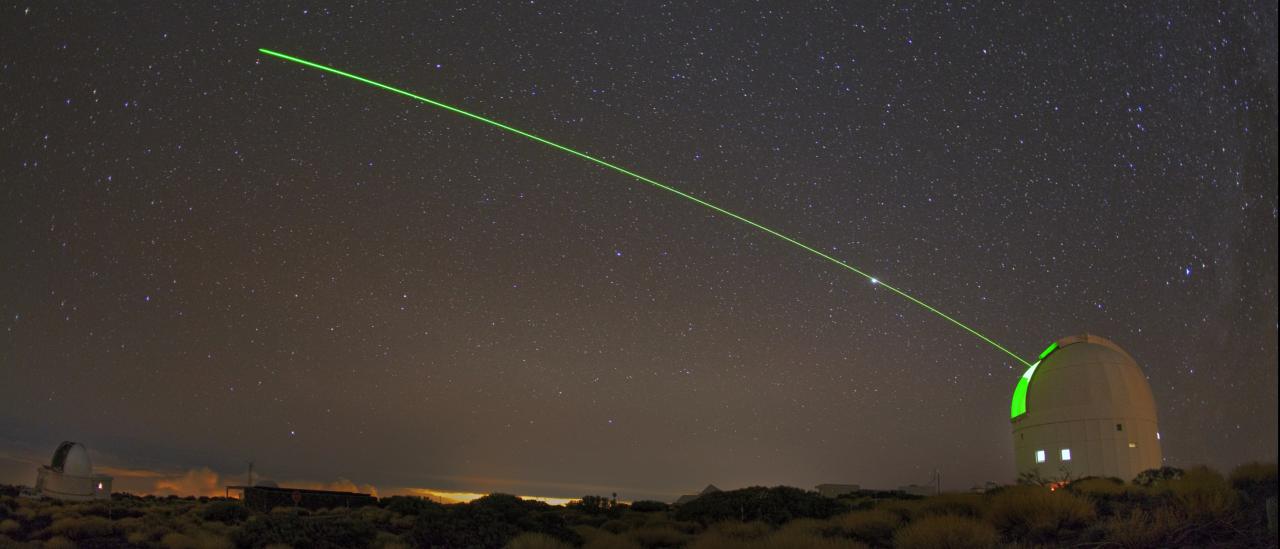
[1010, 334, 1162, 481]
[51, 442, 94, 477]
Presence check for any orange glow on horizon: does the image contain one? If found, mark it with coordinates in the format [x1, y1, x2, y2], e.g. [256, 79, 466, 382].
[406, 488, 577, 506]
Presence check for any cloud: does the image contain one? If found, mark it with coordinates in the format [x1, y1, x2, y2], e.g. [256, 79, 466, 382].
[95, 465, 169, 479]
[153, 467, 222, 497]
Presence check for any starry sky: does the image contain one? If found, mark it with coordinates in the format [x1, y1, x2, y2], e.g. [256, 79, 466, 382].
[2, 2, 1276, 501]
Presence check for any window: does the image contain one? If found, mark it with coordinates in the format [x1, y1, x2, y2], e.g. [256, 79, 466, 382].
[97, 482, 103, 490]
[1035, 450, 1046, 463]
[1128, 442, 1137, 448]
[1116, 423, 1123, 431]
[1156, 432, 1161, 440]
[1061, 449, 1072, 461]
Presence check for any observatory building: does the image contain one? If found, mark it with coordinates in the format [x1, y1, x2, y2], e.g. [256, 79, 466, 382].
[33, 441, 113, 500]
[1010, 334, 1162, 482]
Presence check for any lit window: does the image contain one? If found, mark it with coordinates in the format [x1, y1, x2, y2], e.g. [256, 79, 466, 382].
[1035, 450, 1046, 463]
[1128, 442, 1137, 448]
[1156, 432, 1161, 440]
[97, 482, 103, 490]
[1061, 449, 1072, 461]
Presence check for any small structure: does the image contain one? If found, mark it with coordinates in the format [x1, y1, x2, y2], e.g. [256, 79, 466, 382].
[897, 484, 936, 497]
[225, 483, 377, 511]
[1011, 334, 1162, 483]
[33, 441, 112, 501]
[815, 484, 861, 498]
[673, 484, 720, 505]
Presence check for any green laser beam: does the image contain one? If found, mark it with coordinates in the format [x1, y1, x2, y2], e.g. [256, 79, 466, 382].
[257, 47, 1033, 368]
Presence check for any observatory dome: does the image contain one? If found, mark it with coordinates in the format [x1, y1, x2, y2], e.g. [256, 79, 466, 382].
[34, 441, 112, 501]
[51, 442, 95, 477]
[1011, 334, 1162, 482]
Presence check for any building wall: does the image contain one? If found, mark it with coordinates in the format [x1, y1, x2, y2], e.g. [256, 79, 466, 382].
[1014, 416, 1161, 482]
[241, 487, 377, 511]
[815, 484, 861, 498]
[35, 467, 111, 501]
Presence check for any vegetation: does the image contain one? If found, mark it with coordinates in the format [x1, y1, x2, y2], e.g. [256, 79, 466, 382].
[0, 463, 1274, 548]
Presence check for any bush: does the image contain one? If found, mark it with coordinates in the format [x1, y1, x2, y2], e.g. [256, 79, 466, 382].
[1134, 466, 1184, 487]
[508, 531, 575, 549]
[1103, 508, 1186, 548]
[826, 509, 901, 546]
[160, 530, 235, 549]
[1230, 461, 1278, 499]
[600, 519, 630, 533]
[674, 486, 842, 526]
[627, 524, 691, 548]
[627, 500, 669, 513]
[49, 515, 121, 540]
[914, 494, 984, 519]
[767, 519, 868, 548]
[1067, 476, 1125, 497]
[985, 486, 1095, 543]
[892, 515, 998, 549]
[200, 500, 250, 523]
[234, 513, 377, 548]
[574, 525, 643, 549]
[381, 495, 441, 517]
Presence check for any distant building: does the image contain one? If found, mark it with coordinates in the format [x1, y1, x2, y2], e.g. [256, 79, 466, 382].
[815, 484, 861, 498]
[32, 442, 112, 501]
[897, 484, 936, 497]
[968, 481, 1000, 494]
[673, 484, 720, 505]
[1011, 334, 1162, 482]
[225, 482, 377, 511]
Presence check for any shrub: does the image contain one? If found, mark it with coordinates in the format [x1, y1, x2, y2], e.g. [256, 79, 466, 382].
[627, 524, 691, 548]
[767, 520, 868, 548]
[45, 536, 77, 549]
[914, 494, 984, 519]
[371, 530, 410, 549]
[1229, 461, 1279, 500]
[873, 499, 923, 522]
[49, 515, 120, 540]
[826, 509, 901, 546]
[0, 519, 19, 536]
[892, 515, 998, 549]
[705, 520, 771, 541]
[200, 500, 250, 523]
[234, 513, 377, 548]
[381, 495, 441, 517]
[627, 500, 669, 513]
[1067, 476, 1125, 497]
[574, 525, 643, 549]
[985, 486, 1095, 543]
[161, 530, 235, 549]
[508, 531, 576, 549]
[674, 486, 842, 526]
[1103, 508, 1186, 548]
[1134, 466, 1184, 487]
[600, 519, 630, 533]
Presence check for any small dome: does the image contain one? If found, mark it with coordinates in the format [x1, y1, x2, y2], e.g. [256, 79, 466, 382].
[51, 442, 94, 477]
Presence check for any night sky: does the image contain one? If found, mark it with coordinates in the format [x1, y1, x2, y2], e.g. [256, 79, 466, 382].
[2, 2, 1276, 502]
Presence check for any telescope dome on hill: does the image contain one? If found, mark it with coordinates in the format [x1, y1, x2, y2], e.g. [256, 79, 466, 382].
[1011, 334, 1163, 482]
